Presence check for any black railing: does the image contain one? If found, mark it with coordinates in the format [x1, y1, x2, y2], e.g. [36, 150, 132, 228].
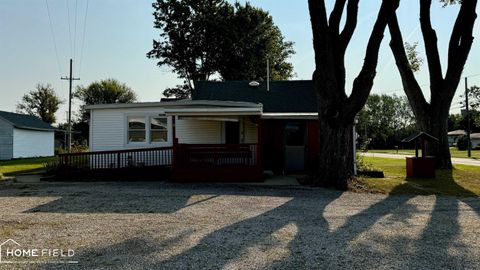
[59, 147, 173, 170]
[175, 144, 259, 167]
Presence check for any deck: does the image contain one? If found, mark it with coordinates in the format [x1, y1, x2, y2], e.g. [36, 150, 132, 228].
[58, 144, 262, 181]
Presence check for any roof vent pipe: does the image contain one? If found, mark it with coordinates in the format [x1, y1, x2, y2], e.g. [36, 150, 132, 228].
[266, 58, 270, 92]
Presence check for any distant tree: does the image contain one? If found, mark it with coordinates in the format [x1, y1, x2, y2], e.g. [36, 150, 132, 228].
[75, 79, 137, 120]
[358, 94, 415, 148]
[388, 0, 478, 168]
[448, 114, 464, 131]
[466, 85, 480, 110]
[73, 79, 137, 143]
[162, 83, 193, 99]
[16, 84, 63, 124]
[148, 0, 295, 98]
[217, 2, 295, 81]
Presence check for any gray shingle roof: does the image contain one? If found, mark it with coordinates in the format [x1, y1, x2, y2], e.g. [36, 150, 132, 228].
[0, 111, 54, 131]
[193, 81, 317, 113]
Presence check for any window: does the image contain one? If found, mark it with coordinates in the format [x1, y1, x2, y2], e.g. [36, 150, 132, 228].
[128, 117, 146, 143]
[127, 116, 169, 144]
[285, 122, 305, 146]
[151, 117, 168, 142]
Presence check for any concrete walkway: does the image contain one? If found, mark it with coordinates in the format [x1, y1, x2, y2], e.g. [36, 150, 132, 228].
[361, 152, 480, 166]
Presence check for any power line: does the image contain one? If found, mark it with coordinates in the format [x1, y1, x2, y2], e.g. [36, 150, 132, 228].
[78, 0, 90, 77]
[45, 0, 63, 75]
[66, 0, 72, 58]
[466, 73, 480, 79]
[73, 0, 79, 60]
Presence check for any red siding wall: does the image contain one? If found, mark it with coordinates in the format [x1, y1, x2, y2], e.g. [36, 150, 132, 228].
[261, 119, 319, 174]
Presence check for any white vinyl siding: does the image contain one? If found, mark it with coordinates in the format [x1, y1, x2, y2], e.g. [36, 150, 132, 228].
[0, 118, 13, 160]
[90, 109, 126, 151]
[89, 107, 173, 151]
[176, 117, 224, 144]
[89, 107, 259, 151]
[12, 128, 54, 158]
[242, 118, 258, 143]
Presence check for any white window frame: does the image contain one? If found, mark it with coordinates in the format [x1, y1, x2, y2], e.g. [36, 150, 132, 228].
[125, 114, 172, 147]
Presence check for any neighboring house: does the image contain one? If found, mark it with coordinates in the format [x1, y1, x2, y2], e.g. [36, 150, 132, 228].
[471, 133, 480, 149]
[0, 111, 55, 160]
[86, 81, 319, 180]
[447, 130, 466, 146]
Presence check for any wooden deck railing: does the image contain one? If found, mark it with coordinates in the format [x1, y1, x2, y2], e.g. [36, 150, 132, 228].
[175, 144, 259, 167]
[58, 147, 173, 170]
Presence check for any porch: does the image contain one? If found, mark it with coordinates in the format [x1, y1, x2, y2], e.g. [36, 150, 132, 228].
[57, 143, 262, 181]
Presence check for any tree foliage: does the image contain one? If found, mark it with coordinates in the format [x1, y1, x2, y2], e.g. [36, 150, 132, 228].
[358, 94, 415, 149]
[404, 42, 423, 72]
[148, 0, 295, 98]
[73, 79, 137, 143]
[465, 85, 480, 126]
[75, 79, 137, 121]
[16, 84, 63, 124]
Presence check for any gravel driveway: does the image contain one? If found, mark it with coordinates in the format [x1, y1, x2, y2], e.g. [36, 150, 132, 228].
[0, 181, 478, 270]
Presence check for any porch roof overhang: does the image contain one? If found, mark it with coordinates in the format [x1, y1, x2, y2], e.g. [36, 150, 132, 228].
[163, 100, 263, 117]
[261, 112, 318, 120]
[85, 99, 262, 111]
[165, 108, 262, 116]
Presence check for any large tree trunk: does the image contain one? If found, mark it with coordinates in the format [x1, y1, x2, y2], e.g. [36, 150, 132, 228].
[308, 0, 399, 189]
[415, 105, 452, 168]
[317, 116, 354, 189]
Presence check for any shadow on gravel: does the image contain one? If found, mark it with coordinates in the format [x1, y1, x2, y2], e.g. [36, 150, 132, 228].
[21, 183, 324, 214]
[20, 178, 480, 269]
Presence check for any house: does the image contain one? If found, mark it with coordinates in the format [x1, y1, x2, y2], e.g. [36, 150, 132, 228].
[447, 130, 466, 146]
[471, 133, 480, 149]
[0, 111, 55, 160]
[82, 80, 319, 181]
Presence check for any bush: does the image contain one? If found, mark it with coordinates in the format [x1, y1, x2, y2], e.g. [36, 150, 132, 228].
[456, 135, 471, 151]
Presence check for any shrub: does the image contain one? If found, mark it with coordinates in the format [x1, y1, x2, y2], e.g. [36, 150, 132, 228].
[456, 135, 471, 151]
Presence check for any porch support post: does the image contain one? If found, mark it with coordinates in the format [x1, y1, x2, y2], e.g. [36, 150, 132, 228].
[172, 116, 178, 169]
[257, 116, 262, 169]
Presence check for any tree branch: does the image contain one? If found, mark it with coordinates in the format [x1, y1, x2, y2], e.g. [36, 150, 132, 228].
[308, 0, 331, 68]
[339, 0, 360, 52]
[420, 0, 444, 91]
[445, 0, 478, 95]
[346, 0, 400, 118]
[388, 12, 430, 120]
[329, 0, 347, 35]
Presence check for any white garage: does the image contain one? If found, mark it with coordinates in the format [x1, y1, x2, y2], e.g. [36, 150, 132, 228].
[0, 111, 55, 160]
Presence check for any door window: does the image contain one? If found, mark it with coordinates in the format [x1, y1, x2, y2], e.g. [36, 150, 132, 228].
[285, 122, 305, 146]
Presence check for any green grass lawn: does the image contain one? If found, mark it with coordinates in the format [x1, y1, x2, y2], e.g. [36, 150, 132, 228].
[360, 157, 480, 196]
[367, 148, 480, 159]
[0, 157, 57, 176]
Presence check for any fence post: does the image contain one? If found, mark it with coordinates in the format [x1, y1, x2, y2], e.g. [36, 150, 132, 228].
[117, 152, 121, 169]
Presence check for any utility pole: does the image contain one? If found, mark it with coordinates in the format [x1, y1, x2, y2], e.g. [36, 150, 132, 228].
[61, 59, 80, 152]
[465, 77, 472, 158]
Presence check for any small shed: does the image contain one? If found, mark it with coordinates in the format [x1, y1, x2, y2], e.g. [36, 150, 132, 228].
[402, 132, 439, 178]
[0, 111, 55, 160]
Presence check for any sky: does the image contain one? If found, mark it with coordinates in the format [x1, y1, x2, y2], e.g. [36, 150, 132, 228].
[0, 0, 479, 124]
